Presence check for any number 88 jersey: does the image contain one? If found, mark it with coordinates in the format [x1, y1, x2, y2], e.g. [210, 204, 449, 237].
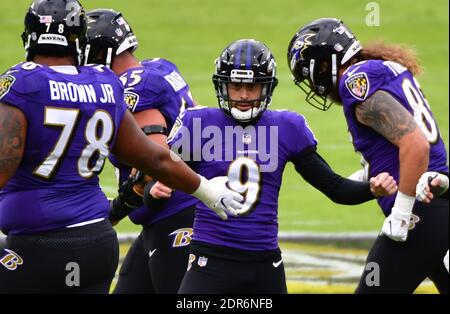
[339, 59, 448, 215]
[0, 62, 127, 234]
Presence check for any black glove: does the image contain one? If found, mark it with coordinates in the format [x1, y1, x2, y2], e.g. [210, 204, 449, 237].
[109, 172, 145, 222]
[143, 180, 166, 211]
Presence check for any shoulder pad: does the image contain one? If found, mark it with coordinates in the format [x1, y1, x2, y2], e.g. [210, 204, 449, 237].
[0, 62, 44, 98]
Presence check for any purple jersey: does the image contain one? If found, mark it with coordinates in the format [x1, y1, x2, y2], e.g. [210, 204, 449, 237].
[108, 58, 196, 226]
[168, 107, 317, 251]
[0, 62, 127, 235]
[339, 60, 448, 215]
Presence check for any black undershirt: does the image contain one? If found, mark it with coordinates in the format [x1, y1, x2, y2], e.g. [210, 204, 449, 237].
[291, 146, 375, 205]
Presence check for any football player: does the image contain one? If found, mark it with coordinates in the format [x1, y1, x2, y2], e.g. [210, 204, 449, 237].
[287, 18, 449, 293]
[83, 8, 197, 293]
[165, 39, 397, 294]
[0, 0, 242, 293]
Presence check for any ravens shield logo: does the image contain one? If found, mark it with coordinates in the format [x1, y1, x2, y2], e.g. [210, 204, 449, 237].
[0, 75, 16, 100]
[124, 90, 140, 112]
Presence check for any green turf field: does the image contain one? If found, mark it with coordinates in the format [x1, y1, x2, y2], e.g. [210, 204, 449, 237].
[1, 0, 448, 234]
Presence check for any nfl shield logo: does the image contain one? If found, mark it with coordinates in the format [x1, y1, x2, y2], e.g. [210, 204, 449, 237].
[198, 256, 208, 267]
[115, 28, 124, 37]
[243, 133, 252, 144]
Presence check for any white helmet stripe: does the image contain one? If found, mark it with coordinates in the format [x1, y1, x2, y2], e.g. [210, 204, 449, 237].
[116, 35, 138, 55]
[341, 40, 362, 64]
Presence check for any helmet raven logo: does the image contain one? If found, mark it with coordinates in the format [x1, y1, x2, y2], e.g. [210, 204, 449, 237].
[290, 33, 315, 71]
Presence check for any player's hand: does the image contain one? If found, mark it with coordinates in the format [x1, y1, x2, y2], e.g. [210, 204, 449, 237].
[192, 176, 243, 220]
[415, 172, 449, 203]
[369, 172, 397, 197]
[129, 168, 150, 195]
[108, 171, 144, 225]
[150, 181, 173, 199]
[381, 211, 411, 242]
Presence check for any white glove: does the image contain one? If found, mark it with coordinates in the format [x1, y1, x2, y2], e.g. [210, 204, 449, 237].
[444, 250, 449, 273]
[192, 176, 243, 220]
[381, 211, 411, 242]
[381, 192, 415, 242]
[416, 172, 449, 202]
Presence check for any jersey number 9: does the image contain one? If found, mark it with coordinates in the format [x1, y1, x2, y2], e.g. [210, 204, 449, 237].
[227, 157, 261, 216]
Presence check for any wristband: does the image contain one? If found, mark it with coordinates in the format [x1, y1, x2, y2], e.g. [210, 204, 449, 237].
[143, 180, 166, 210]
[392, 191, 415, 215]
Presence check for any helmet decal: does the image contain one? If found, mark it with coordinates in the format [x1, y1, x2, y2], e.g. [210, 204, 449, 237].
[289, 33, 315, 72]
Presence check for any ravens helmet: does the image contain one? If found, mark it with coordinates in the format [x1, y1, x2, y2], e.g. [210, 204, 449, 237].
[84, 9, 138, 68]
[21, 0, 87, 65]
[212, 39, 278, 123]
[287, 18, 361, 110]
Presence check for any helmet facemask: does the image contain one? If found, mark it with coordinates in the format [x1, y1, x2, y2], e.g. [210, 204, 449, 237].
[213, 68, 277, 123]
[291, 53, 336, 111]
[83, 38, 115, 68]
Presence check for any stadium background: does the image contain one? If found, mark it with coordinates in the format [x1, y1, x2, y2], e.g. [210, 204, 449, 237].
[0, 0, 448, 293]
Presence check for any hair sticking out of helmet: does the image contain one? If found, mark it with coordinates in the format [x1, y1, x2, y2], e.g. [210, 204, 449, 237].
[212, 39, 278, 123]
[21, 0, 87, 65]
[83, 9, 138, 68]
[287, 18, 361, 110]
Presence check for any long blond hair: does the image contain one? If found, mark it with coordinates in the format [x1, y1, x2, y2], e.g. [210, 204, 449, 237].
[358, 41, 423, 76]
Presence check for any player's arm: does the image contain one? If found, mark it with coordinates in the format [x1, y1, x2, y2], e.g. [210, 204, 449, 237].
[355, 90, 429, 197]
[132, 108, 172, 193]
[292, 148, 397, 204]
[109, 108, 171, 224]
[112, 110, 243, 220]
[355, 90, 429, 241]
[0, 102, 26, 188]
